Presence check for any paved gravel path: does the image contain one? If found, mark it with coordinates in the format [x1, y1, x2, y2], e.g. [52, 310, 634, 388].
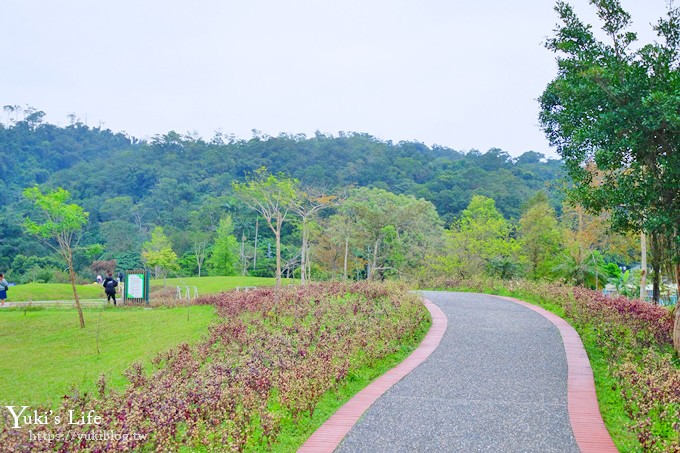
[335, 291, 579, 453]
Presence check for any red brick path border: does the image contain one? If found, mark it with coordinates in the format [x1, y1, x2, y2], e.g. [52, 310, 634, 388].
[497, 295, 618, 453]
[298, 299, 447, 453]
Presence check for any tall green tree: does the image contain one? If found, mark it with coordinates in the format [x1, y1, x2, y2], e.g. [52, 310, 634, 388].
[445, 195, 522, 279]
[341, 187, 443, 279]
[141, 226, 178, 280]
[539, 0, 680, 350]
[519, 192, 562, 279]
[207, 216, 239, 276]
[23, 187, 89, 328]
[233, 167, 298, 286]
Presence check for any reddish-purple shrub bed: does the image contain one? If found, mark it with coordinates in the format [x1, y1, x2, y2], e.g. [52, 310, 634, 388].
[426, 277, 679, 452]
[0, 282, 429, 451]
[569, 287, 674, 350]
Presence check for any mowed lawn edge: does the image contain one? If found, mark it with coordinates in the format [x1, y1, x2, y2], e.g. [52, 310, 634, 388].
[0, 305, 216, 406]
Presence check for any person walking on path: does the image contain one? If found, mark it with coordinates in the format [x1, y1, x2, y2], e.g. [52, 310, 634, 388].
[0, 273, 8, 305]
[103, 272, 118, 305]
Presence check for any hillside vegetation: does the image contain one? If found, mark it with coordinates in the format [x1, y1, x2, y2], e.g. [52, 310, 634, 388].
[0, 114, 563, 282]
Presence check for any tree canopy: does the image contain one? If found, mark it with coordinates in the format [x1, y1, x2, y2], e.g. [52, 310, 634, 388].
[539, 0, 680, 350]
[539, 0, 679, 265]
[141, 226, 178, 279]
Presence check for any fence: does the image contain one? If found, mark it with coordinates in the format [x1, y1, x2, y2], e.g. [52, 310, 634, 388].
[176, 286, 199, 300]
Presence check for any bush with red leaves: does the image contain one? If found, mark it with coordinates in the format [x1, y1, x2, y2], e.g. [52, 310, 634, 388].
[0, 282, 428, 452]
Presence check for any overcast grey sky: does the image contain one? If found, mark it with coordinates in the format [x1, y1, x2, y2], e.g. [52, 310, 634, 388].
[0, 0, 670, 157]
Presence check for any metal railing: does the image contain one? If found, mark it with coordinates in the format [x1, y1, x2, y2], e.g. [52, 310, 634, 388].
[234, 286, 257, 292]
[176, 286, 199, 300]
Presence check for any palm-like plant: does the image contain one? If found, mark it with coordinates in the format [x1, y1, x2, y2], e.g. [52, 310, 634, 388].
[553, 247, 605, 289]
[609, 269, 640, 299]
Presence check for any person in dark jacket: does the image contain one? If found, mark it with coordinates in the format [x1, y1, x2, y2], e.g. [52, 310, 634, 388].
[103, 272, 118, 305]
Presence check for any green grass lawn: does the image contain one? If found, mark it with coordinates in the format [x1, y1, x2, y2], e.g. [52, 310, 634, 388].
[0, 305, 216, 406]
[152, 275, 297, 295]
[5, 282, 105, 302]
[4, 276, 297, 302]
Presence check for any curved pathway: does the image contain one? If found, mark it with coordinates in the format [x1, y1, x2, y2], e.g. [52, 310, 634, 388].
[302, 291, 616, 452]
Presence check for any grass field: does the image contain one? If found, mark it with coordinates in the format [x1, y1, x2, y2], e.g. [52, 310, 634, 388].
[3, 276, 297, 302]
[0, 276, 295, 406]
[0, 305, 216, 406]
[151, 275, 297, 295]
[4, 282, 105, 302]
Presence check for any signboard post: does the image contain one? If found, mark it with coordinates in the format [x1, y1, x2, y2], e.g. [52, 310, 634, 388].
[123, 269, 150, 305]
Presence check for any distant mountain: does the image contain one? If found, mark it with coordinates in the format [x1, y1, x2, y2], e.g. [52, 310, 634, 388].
[0, 113, 565, 272]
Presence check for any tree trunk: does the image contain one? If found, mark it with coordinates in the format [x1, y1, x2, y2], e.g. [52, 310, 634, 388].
[196, 244, 203, 277]
[650, 234, 661, 304]
[68, 250, 85, 328]
[343, 236, 349, 280]
[253, 219, 258, 271]
[241, 234, 246, 276]
[307, 243, 312, 282]
[370, 239, 379, 280]
[275, 222, 282, 287]
[673, 263, 680, 354]
[640, 232, 647, 300]
[300, 219, 307, 285]
[652, 263, 661, 304]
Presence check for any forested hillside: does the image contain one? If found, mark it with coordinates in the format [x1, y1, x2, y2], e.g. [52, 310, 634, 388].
[0, 111, 565, 280]
[2, 123, 563, 220]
